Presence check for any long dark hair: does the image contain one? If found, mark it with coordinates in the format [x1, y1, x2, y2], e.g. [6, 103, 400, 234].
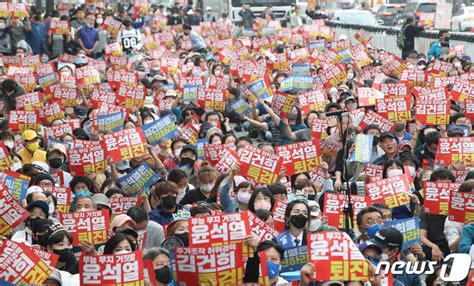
[284, 200, 311, 230]
[103, 233, 137, 255]
[248, 187, 275, 213]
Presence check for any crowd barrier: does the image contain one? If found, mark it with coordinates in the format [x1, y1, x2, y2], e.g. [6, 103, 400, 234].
[326, 21, 474, 58]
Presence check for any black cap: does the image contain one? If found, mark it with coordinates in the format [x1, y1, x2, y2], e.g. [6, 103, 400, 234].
[116, 226, 138, 239]
[30, 219, 53, 234]
[379, 132, 396, 141]
[447, 125, 465, 137]
[373, 227, 404, 249]
[26, 201, 49, 218]
[183, 24, 192, 30]
[181, 144, 197, 157]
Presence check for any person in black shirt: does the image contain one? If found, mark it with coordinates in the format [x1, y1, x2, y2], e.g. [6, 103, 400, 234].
[402, 16, 430, 59]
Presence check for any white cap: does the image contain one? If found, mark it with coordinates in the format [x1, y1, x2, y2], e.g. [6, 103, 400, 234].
[31, 161, 50, 174]
[26, 186, 44, 196]
[187, 9, 194, 15]
[206, 6, 212, 11]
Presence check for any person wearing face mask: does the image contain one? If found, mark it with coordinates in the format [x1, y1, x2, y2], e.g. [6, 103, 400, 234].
[17, 130, 46, 164]
[165, 214, 190, 247]
[274, 200, 310, 250]
[248, 188, 275, 213]
[25, 12, 48, 55]
[244, 240, 288, 285]
[103, 233, 137, 255]
[164, 138, 189, 171]
[12, 200, 50, 245]
[1, 78, 26, 113]
[220, 165, 255, 213]
[179, 164, 217, 207]
[167, 169, 194, 204]
[177, 144, 199, 183]
[428, 29, 452, 60]
[77, 13, 99, 58]
[68, 175, 93, 211]
[356, 206, 384, 243]
[149, 181, 185, 226]
[0, 130, 16, 150]
[0, 17, 11, 55]
[93, 14, 108, 58]
[46, 223, 79, 274]
[307, 200, 337, 233]
[46, 145, 72, 187]
[127, 206, 164, 250]
[117, 16, 143, 55]
[143, 248, 173, 285]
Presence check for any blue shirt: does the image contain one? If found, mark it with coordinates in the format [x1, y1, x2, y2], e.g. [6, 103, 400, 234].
[188, 31, 206, 51]
[78, 26, 98, 49]
[25, 22, 48, 55]
[149, 204, 184, 226]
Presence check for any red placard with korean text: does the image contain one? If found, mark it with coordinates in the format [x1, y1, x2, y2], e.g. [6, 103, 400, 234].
[32, 248, 59, 268]
[8, 110, 40, 132]
[0, 142, 12, 171]
[188, 212, 250, 247]
[15, 91, 43, 111]
[429, 60, 454, 77]
[424, 182, 461, 216]
[271, 91, 297, 119]
[80, 251, 144, 285]
[318, 63, 347, 88]
[107, 70, 138, 89]
[380, 83, 410, 98]
[60, 210, 110, 247]
[174, 243, 245, 285]
[413, 87, 448, 101]
[213, 147, 239, 174]
[52, 87, 77, 107]
[237, 144, 283, 185]
[449, 191, 474, 223]
[380, 57, 406, 78]
[102, 16, 123, 36]
[90, 89, 117, 108]
[37, 102, 65, 125]
[464, 99, 474, 121]
[49, 19, 70, 34]
[435, 137, 474, 165]
[275, 140, 323, 177]
[415, 100, 450, 125]
[400, 69, 428, 87]
[247, 211, 279, 243]
[307, 231, 369, 281]
[451, 80, 474, 102]
[323, 192, 369, 230]
[376, 97, 411, 122]
[357, 87, 384, 106]
[104, 128, 147, 162]
[41, 186, 72, 214]
[365, 174, 412, 208]
[311, 118, 330, 140]
[196, 87, 226, 110]
[116, 85, 146, 109]
[44, 123, 74, 139]
[298, 90, 327, 114]
[0, 240, 51, 284]
[67, 145, 107, 176]
[358, 109, 394, 133]
[76, 66, 100, 86]
[364, 164, 384, 183]
[104, 41, 123, 57]
[0, 188, 30, 235]
[110, 197, 142, 218]
[272, 199, 288, 233]
[354, 28, 372, 45]
[180, 123, 199, 145]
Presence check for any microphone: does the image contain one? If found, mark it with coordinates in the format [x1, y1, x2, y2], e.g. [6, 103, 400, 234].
[324, 110, 349, 117]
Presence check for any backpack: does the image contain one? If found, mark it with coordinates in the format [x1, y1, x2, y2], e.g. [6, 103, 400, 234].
[397, 24, 408, 49]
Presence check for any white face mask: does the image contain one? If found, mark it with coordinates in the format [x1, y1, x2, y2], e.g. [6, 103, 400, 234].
[200, 183, 214, 193]
[143, 119, 153, 125]
[96, 18, 103, 25]
[174, 147, 182, 158]
[214, 71, 221, 77]
[4, 140, 14, 149]
[178, 187, 186, 194]
[236, 191, 251, 205]
[347, 73, 354, 80]
[11, 161, 22, 171]
[387, 169, 404, 178]
[309, 218, 321, 232]
[49, 202, 55, 214]
[407, 166, 416, 177]
[115, 250, 131, 255]
[0, 23, 5, 29]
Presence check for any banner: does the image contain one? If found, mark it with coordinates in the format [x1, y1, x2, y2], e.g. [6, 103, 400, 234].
[67, 145, 108, 176]
[0, 170, 31, 202]
[380, 83, 410, 98]
[365, 174, 412, 208]
[323, 192, 368, 229]
[307, 231, 369, 281]
[0, 240, 51, 284]
[116, 163, 160, 195]
[188, 212, 250, 247]
[15, 91, 43, 111]
[116, 85, 146, 109]
[357, 87, 384, 106]
[230, 98, 252, 116]
[95, 111, 126, 134]
[180, 123, 199, 145]
[349, 134, 373, 164]
[318, 63, 346, 88]
[451, 80, 474, 102]
[358, 109, 394, 133]
[435, 137, 474, 165]
[49, 19, 70, 34]
[280, 245, 309, 273]
[104, 128, 147, 162]
[80, 251, 144, 285]
[271, 91, 297, 119]
[60, 209, 110, 247]
[376, 97, 411, 122]
[8, 110, 40, 132]
[280, 75, 314, 93]
[142, 114, 179, 146]
[41, 186, 72, 214]
[247, 211, 279, 243]
[298, 90, 327, 114]
[384, 217, 420, 250]
[275, 140, 323, 177]
[110, 197, 142, 218]
[449, 191, 474, 223]
[196, 88, 226, 110]
[174, 244, 245, 285]
[0, 142, 13, 171]
[0, 188, 30, 236]
[237, 145, 283, 185]
[272, 199, 288, 233]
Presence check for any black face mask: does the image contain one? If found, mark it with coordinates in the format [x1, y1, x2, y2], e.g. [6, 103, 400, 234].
[53, 248, 76, 264]
[161, 195, 177, 209]
[27, 217, 41, 229]
[48, 158, 63, 169]
[307, 194, 316, 201]
[290, 214, 308, 229]
[179, 158, 195, 169]
[372, 136, 379, 146]
[35, 233, 49, 247]
[174, 233, 189, 247]
[155, 265, 172, 284]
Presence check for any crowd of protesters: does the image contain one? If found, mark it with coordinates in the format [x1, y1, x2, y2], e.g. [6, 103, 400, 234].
[0, 1, 473, 286]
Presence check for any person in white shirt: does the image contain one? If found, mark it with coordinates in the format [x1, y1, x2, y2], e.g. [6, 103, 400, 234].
[217, 13, 233, 26]
[116, 17, 143, 55]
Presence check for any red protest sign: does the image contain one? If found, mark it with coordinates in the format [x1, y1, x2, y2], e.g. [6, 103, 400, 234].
[415, 100, 450, 125]
[365, 174, 412, 208]
[52, 87, 77, 107]
[44, 122, 77, 139]
[104, 41, 123, 57]
[449, 191, 474, 223]
[429, 60, 454, 77]
[104, 128, 147, 162]
[76, 66, 100, 86]
[80, 251, 145, 285]
[357, 87, 384, 106]
[424, 182, 461, 216]
[237, 144, 283, 185]
[110, 197, 142, 218]
[0, 188, 30, 235]
[0, 142, 12, 171]
[380, 83, 410, 98]
[376, 97, 411, 122]
[311, 118, 330, 140]
[364, 164, 384, 183]
[49, 19, 70, 34]
[400, 69, 428, 87]
[60, 209, 110, 247]
[37, 102, 65, 125]
[272, 199, 288, 233]
[174, 243, 246, 285]
[271, 91, 297, 119]
[8, 110, 40, 132]
[298, 90, 327, 114]
[32, 248, 59, 268]
[15, 91, 43, 111]
[319, 63, 346, 88]
[247, 211, 279, 243]
[435, 137, 474, 165]
[188, 212, 250, 247]
[324, 192, 369, 229]
[451, 80, 474, 102]
[67, 145, 107, 176]
[134, 0, 149, 15]
[102, 16, 123, 36]
[0, 240, 51, 284]
[354, 28, 372, 45]
[275, 140, 323, 177]
[358, 109, 394, 133]
[380, 57, 406, 77]
[307, 231, 369, 281]
[90, 89, 117, 108]
[41, 186, 72, 214]
[180, 122, 199, 145]
[116, 85, 146, 109]
[107, 70, 138, 89]
[464, 99, 474, 121]
[214, 147, 239, 174]
[196, 87, 226, 110]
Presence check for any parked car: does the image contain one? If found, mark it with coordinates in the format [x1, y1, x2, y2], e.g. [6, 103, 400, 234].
[452, 6, 474, 31]
[396, 2, 436, 26]
[333, 9, 382, 26]
[376, 4, 406, 26]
